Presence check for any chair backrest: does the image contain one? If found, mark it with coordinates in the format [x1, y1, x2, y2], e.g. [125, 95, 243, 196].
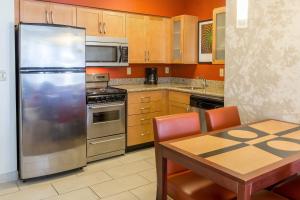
[153, 112, 201, 175]
[205, 106, 241, 132]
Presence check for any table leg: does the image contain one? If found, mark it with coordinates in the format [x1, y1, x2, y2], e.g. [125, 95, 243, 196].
[156, 144, 167, 200]
[237, 183, 252, 200]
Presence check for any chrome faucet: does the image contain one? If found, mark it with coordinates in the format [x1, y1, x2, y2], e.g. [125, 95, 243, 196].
[196, 76, 208, 89]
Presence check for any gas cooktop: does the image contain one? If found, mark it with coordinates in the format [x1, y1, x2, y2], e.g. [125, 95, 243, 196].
[86, 86, 127, 96]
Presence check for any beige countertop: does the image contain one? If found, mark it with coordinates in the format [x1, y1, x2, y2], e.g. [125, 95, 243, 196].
[115, 83, 224, 98]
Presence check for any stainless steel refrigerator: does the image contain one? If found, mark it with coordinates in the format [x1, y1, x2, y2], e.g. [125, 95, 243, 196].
[17, 24, 87, 179]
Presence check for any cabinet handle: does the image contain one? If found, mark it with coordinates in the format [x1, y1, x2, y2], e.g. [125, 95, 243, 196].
[186, 105, 190, 112]
[45, 10, 49, 24]
[147, 51, 150, 61]
[144, 51, 147, 62]
[50, 11, 54, 24]
[99, 22, 102, 34]
[103, 22, 106, 34]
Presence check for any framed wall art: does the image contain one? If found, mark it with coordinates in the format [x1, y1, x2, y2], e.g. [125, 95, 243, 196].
[198, 20, 213, 63]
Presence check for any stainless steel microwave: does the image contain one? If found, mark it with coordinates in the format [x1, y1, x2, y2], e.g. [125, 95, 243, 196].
[86, 36, 128, 67]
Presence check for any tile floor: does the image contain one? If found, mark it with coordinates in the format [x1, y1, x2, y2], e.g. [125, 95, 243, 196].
[0, 148, 159, 200]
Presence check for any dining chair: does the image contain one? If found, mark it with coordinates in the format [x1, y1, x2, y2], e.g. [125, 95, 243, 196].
[205, 106, 241, 132]
[153, 112, 236, 200]
[273, 175, 300, 200]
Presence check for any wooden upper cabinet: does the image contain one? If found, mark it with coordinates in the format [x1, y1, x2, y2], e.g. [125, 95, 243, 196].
[146, 17, 168, 63]
[212, 7, 226, 64]
[126, 14, 147, 63]
[171, 15, 198, 64]
[77, 8, 126, 37]
[102, 11, 125, 37]
[20, 0, 76, 25]
[20, 0, 49, 23]
[126, 14, 170, 64]
[49, 3, 76, 26]
[77, 7, 101, 36]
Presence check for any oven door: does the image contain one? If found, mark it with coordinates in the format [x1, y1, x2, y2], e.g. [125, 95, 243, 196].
[87, 102, 125, 139]
[86, 42, 121, 67]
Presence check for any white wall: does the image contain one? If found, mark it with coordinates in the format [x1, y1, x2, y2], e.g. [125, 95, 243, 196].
[225, 0, 300, 124]
[0, 0, 17, 183]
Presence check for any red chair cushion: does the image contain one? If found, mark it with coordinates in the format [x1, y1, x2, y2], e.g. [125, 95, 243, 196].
[168, 171, 236, 200]
[273, 176, 300, 200]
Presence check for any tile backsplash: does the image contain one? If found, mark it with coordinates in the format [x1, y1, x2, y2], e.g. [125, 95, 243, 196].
[109, 77, 224, 89]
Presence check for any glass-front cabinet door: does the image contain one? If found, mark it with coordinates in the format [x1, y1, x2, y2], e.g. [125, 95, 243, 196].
[172, 16, 183, 63]
[212, 7, 226, 64]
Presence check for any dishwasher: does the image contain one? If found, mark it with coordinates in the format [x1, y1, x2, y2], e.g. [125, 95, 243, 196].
[190, 95, 224, 132]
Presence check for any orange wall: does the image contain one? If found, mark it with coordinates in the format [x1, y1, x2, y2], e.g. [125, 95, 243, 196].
[44, 0, 185, 17]
[86, 65, 170, 79]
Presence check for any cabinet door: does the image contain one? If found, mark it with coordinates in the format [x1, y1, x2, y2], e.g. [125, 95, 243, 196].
[212, 7, 226, 64]
[20, 0, 49, 23]
[102, 11, 125, 37]
[171, 16, 183, 63]
[146, 17, 168, 63]
[77, 7, 101, 36]
[169, 101, 190, 115]
[126, 14, 147, 63]
[182, 15, 198, 64]
[50, 3, 76, 26]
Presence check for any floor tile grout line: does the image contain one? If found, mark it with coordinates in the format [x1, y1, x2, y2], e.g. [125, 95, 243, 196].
[87, 186, 102, 199]
[50, 183, 59, 195]
[128, 182, 157, 200]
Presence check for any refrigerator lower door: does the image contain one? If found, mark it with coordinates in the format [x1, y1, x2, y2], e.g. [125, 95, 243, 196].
[19, 71, 87, 179]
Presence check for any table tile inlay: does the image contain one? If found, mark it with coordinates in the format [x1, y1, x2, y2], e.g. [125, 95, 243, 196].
[249, 120, 299, 134]
[170, 135, 240, 155]
[206, 146, 282, 174]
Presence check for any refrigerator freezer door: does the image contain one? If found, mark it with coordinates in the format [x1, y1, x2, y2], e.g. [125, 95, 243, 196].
[19, 24, 85, 69]
[19, 72, 87, 179]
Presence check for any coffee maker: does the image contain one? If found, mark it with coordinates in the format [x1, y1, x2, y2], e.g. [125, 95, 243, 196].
[144, 67, 158, 84]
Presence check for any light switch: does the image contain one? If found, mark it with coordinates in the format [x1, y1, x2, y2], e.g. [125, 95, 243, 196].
[219, 68, 224, 77]
[127, 67, 132, 75]
[0, 70, 7, 81]
[165, 67, 170, 74]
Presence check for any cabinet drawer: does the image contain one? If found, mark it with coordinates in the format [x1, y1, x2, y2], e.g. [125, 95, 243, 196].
[128, 91, 163, 103]
[128, 101, 162, 115]
[127, 124, 154, 146]
[128, 112, 161, 127]
[169, 91, 190, 104]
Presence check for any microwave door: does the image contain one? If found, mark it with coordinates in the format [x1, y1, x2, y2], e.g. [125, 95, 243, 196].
[86, 42, 119, 67]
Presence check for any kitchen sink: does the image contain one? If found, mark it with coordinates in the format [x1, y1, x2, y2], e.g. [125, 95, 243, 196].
[178, 86, 205, 90]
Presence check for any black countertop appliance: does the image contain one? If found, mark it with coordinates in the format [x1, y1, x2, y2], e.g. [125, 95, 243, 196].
[144, 67, 158, 84]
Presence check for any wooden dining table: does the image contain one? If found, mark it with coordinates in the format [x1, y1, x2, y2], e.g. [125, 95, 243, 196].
[156, 119, 300, 200]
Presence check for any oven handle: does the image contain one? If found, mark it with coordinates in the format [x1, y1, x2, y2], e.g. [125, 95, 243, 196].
[89, 137, 124, 145]
[88, 102, 125, 110]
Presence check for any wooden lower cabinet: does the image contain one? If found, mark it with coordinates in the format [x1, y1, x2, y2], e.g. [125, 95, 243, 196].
[127, 90, 191, 147]
[168, 91, 191, 114]
[169, 101, 190, 114]
[127, 91, 167, 147]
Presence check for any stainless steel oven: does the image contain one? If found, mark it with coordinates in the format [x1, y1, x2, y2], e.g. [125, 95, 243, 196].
[86, 73, 127, 162]
[87, 102, 125, 139]
[86, 36, 128, 67]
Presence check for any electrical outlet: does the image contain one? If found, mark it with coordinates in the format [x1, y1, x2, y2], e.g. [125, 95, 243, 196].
[219, 68, 224, 77]
[127, 67, 132, 75]
[165, 67, 170, 74]
[0, 70, 7, 81]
